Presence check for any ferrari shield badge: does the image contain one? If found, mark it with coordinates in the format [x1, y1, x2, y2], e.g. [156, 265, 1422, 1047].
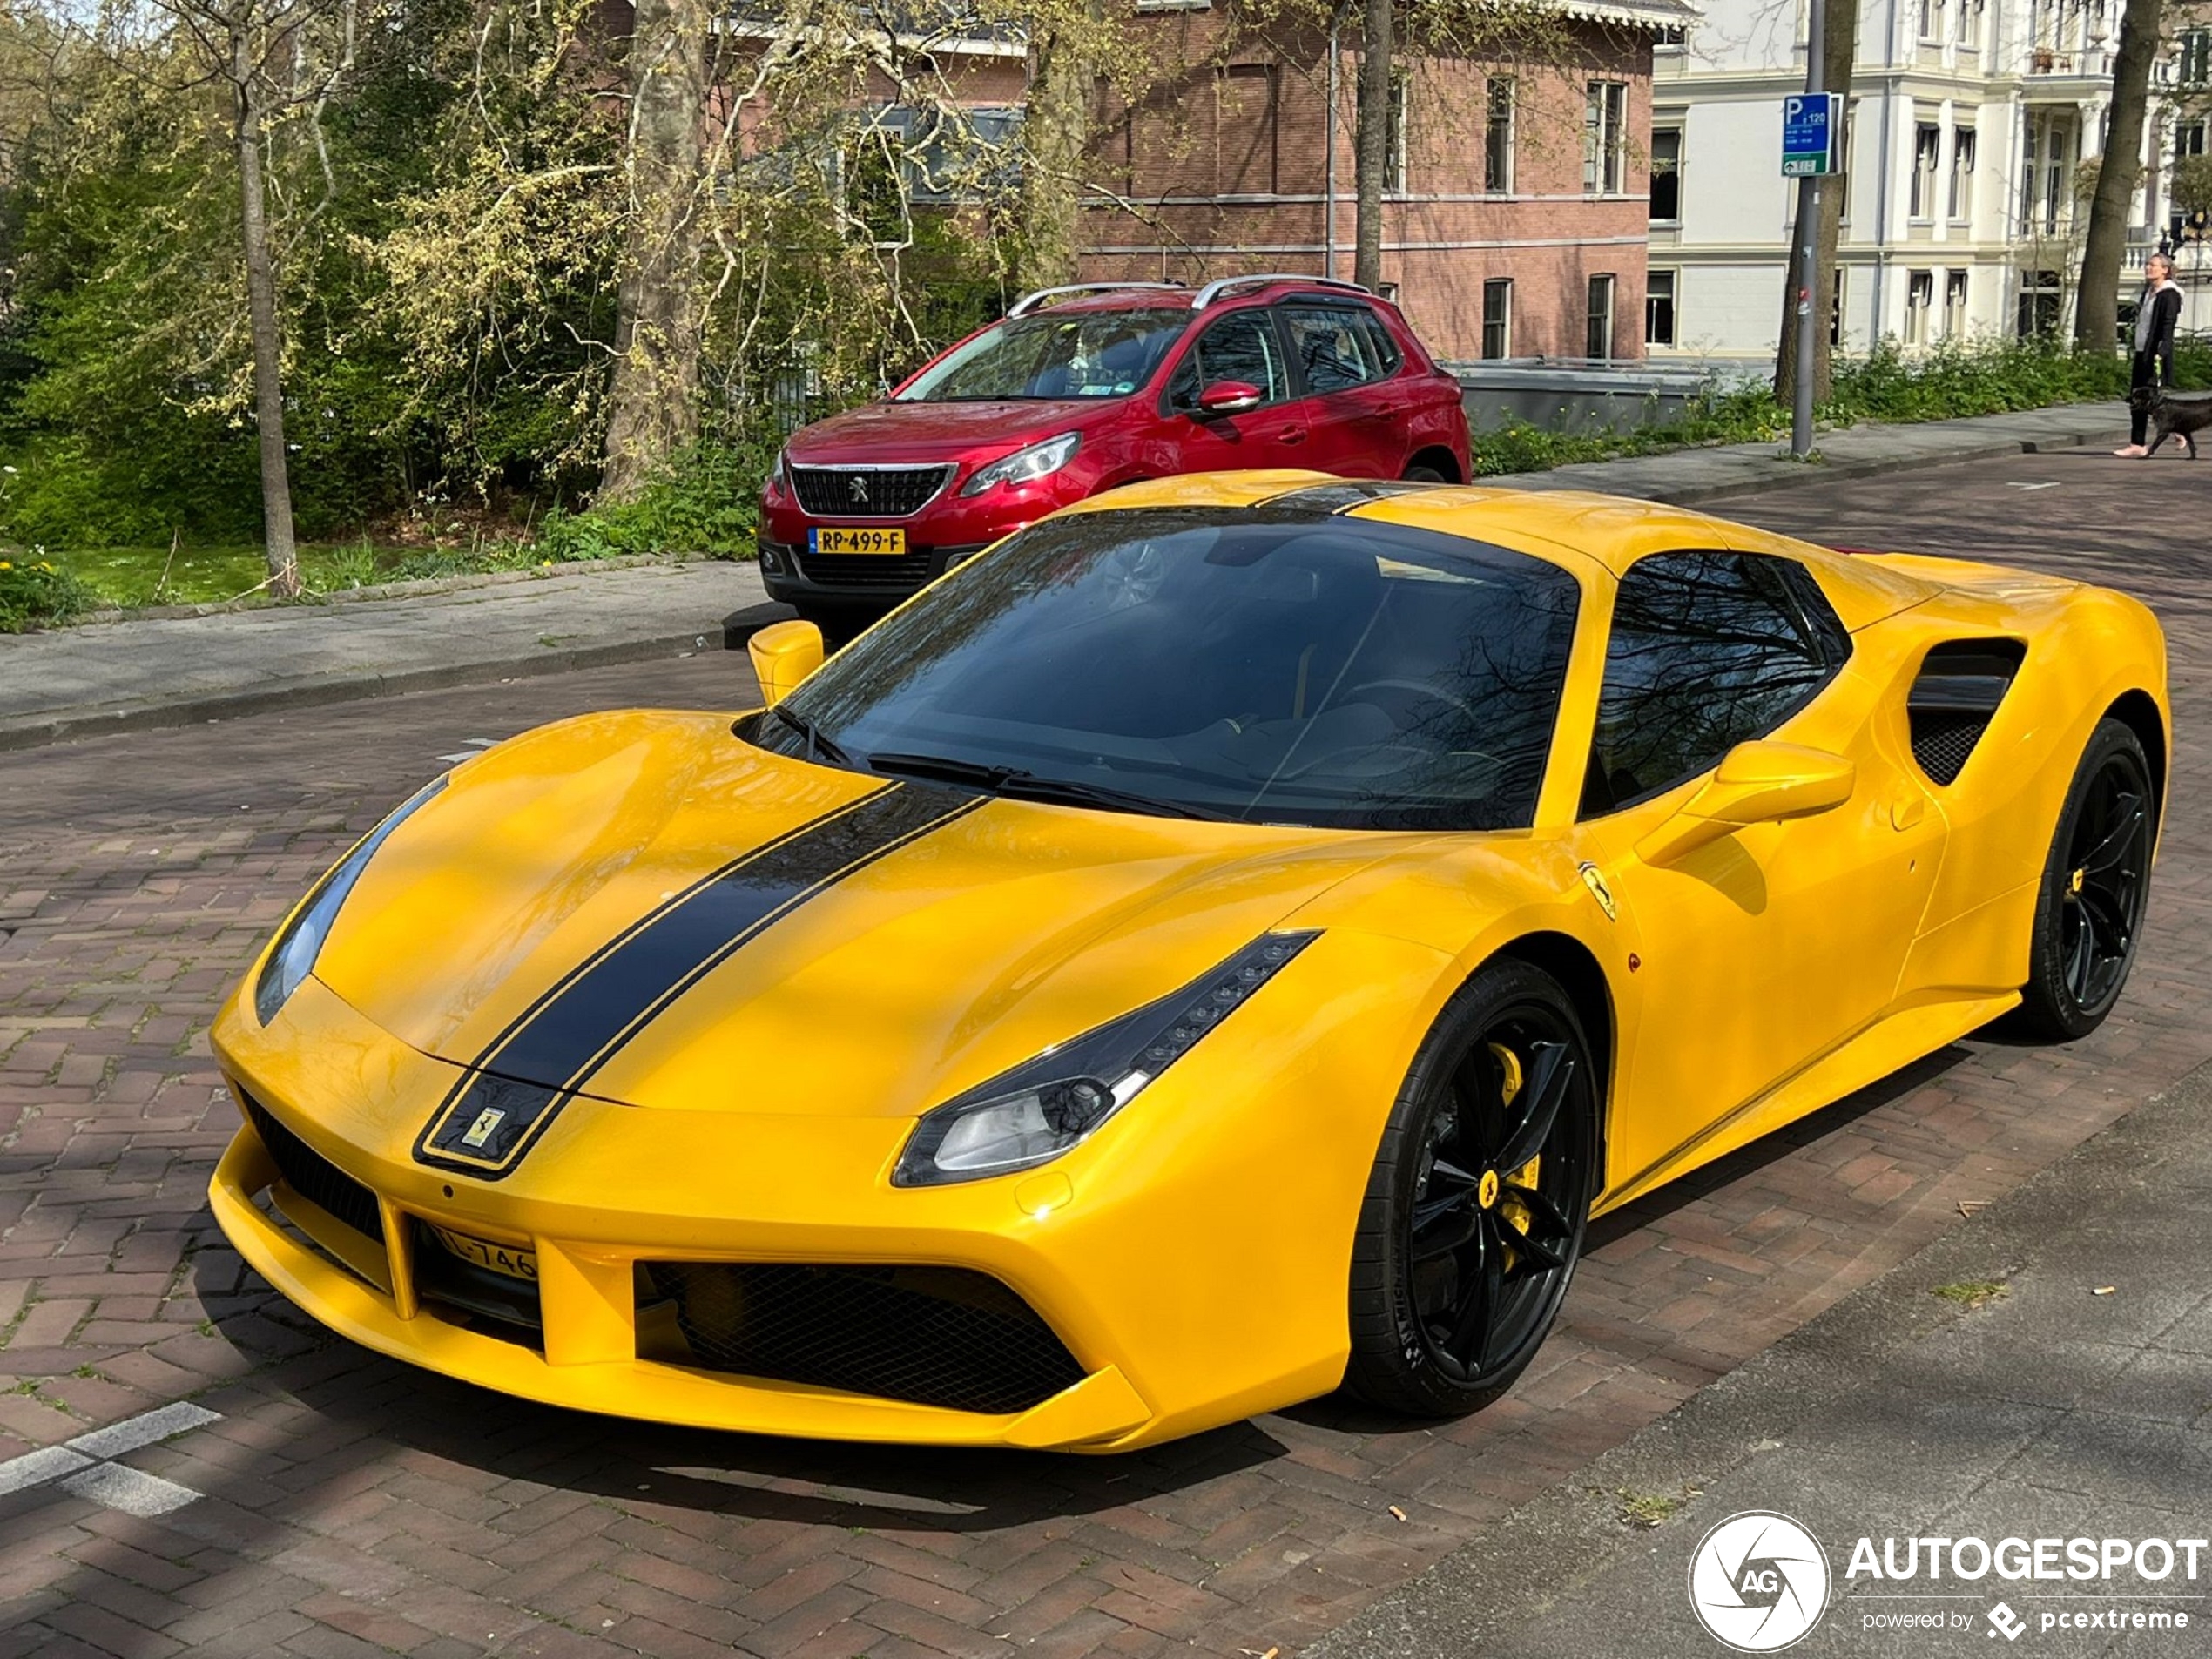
[1577, 861, 1618, 922]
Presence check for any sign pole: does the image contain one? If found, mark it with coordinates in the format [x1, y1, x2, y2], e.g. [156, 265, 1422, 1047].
[1790, 0, 1826, 459]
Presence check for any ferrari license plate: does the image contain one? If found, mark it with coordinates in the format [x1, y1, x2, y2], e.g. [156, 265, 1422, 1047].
[810, 526, 907, 556]
[428, 1224, 537, 1281]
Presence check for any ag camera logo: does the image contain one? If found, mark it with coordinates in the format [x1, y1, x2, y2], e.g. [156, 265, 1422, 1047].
[1688, 1511, 1831, 1651]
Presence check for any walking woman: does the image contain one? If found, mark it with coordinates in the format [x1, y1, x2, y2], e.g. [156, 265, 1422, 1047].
[2116, 252, 2183, 458]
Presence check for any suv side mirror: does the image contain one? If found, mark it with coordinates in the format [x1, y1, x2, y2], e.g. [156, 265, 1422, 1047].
[1635, 741, 1857, 867]
[747, 619, 825, 706]
[1196, 380, 1264, 415]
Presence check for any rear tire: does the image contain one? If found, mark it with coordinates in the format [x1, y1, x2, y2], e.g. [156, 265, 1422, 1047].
[1345, 960, 1596, 1417]
[2013, 718, 2156, 1041]
[1401, 463, 1449, 483]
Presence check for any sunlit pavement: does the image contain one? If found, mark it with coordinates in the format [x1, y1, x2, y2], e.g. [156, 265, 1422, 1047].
[0, 444, 2206, 1657]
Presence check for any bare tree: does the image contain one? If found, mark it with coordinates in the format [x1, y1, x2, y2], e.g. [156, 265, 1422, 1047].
[1776, 0, 1854, 408]
[154, 0, 359, 598]
[1352, 0, 1392, 290]
[600, 0, 714, 503]
[2075, 0, 2166, 350]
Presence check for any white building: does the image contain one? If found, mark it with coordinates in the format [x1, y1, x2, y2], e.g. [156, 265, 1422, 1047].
[1648, 0, 2212, 366]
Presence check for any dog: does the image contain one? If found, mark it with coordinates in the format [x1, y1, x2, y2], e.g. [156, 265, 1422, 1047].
[2130, 384, 2212, 458]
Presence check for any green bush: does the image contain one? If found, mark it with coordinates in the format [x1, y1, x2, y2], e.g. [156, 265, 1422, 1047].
[0, 550, 98, 631]
[534, 439, 770, 563]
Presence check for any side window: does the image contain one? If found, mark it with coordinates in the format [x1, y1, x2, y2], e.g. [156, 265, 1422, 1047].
[1348, 307, 1404, 375]
[1280, 304, 1389, 394]
[1581, 551, 1850, 818]
[1164, 311, 1288, 412]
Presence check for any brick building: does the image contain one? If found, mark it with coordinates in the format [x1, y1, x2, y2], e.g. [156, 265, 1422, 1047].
[1076, 0, 1696, 363]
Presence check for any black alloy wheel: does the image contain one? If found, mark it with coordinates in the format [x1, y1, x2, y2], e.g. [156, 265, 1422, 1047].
[2015, 717, 2158, 1041]
[1347, 961, 1596, 1416]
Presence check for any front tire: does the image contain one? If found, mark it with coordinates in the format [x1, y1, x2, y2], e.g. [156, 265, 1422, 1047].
[1345, 961, 1597, 1417]
[2013, 718, 2157, 1040]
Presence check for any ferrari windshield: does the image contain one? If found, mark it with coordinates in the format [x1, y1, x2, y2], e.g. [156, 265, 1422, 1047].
[759, 509, 1581, 831]
[895, 310, 1190, 401]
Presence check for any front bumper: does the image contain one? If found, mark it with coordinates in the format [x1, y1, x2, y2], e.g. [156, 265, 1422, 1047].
[757, 539, 988, 607]
[204, 948, 1423, 1449]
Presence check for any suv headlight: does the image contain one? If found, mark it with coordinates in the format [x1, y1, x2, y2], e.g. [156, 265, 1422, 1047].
[893, 931, 1318, 1187]
[254, 777, 445, 1025]
[959, 431, 1081, 496]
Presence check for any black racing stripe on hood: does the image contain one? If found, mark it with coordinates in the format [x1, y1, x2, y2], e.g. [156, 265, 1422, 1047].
[415, 781, 981, 1179]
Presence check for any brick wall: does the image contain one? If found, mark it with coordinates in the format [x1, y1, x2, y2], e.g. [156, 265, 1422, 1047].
[1077, 11, 1658, 361]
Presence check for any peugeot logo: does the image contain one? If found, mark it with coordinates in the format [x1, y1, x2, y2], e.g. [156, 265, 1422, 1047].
[849, 475, 869, 504]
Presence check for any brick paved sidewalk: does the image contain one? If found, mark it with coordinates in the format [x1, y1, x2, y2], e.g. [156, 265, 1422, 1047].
[0, 445, 2202, 1657]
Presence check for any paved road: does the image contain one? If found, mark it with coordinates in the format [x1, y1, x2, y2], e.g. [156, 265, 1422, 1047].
[0, 445, 2205, 1657]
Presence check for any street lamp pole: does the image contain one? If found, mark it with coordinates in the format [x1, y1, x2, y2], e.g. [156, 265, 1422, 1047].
[1791, 0, 1827, 458]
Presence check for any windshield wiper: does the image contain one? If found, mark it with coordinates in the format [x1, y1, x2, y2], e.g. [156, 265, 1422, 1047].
[772, 704, 857, 769]
[866, 751, 1235, 821]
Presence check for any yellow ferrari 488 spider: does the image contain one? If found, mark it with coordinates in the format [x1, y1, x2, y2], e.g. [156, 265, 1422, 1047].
[210, 474, 2168, 1451]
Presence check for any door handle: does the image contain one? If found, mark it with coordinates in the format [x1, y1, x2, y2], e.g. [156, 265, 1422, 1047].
[1277, 428, 1307, 445]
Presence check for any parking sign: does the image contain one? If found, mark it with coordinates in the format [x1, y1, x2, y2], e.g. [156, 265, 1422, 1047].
[1782, 93, 1842, 177]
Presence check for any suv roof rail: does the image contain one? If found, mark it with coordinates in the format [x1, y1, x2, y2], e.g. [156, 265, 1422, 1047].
[1007, 281, 1189, 318]
[1190, 273, 1376, 310]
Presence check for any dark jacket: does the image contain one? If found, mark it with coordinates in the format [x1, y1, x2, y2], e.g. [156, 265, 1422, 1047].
[2134, 281, 2182, 386]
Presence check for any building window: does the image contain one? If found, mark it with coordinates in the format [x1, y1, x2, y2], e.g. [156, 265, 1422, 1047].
[1910, 122, 1940, 218]
[1384, 69, 1410, 194]
[1960, 0, 1984, 47]
[1587, 273, 1616, 360]
[1830, 267, 1846, 347]
[1918, 0, 1938, 38]
[2017, 268, 2062, 336]
[1646, 270, 1677, 347]
[1584, 82, 1627, 194]
[1944, 269, 1969, 337]
[1948, 126, 1976, 219]
[1482, 279, 1512, 359]
[2181, 120, 2208, 160]
[2181, 28, 2211, 85]
[1485, 78, 1516, 192]
[1838, 105, 1858, 219]
[1906, 269, 1934, 345]
[1649, 125, 1683, 222]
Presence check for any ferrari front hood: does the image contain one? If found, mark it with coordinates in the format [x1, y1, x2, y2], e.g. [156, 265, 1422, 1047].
[312, 710, 1405, 1122]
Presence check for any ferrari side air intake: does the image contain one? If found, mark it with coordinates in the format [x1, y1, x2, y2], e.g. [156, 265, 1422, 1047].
[1906, 639, 2027, 785]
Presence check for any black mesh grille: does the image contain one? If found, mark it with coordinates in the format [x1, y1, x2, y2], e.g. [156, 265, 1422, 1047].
[243, 1093, 384, 1244]
[1906, 639, 2026, 787]
[795, 550, 938, 588]
[1910, 711, 1988, 786]
[642, 1263, 1086, 1415]
[791, 466, 950, 517]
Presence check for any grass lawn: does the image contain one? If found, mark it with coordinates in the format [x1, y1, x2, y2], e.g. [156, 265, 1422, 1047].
[57, 541, 536, 608]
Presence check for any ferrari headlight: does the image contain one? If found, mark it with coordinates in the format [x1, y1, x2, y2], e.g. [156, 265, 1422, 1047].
[893, 930, 1319, 1187]
[254, 777, 445, 1026]
[958, 431, 1080, 496]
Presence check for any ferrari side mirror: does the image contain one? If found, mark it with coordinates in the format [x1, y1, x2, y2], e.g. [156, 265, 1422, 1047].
[1635, 740, 1857, 867]
[1196, 380, 1264, 415]
[747, 618, 825, 707]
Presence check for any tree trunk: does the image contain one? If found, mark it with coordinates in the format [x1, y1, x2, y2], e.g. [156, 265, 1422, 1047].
[1352, 0, 1391, 291]
[232, 49, 300, 600]
[1016, 22, 1090, 293]
[600, 0, 711, 503]
[1777, 0, 1856, 408]
[2074, 0, 2163, 350]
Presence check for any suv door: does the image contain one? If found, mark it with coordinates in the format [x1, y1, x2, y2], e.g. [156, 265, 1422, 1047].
[1568, 550, 1946, 1194]
[1276, 302, 1408, 477]
[1157, 307, 1310, 471]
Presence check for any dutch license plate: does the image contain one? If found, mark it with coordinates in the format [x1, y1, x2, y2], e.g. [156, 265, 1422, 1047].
[428, 1224, 537, 1282]
[811, 526, 907, 556]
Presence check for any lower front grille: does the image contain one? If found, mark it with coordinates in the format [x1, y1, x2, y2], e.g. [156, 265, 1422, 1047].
[795, 550, 937, 588]
[641, 1263, 1086, 1415]
[791, 465, 951, 517]
[411, 1220, 543, 1340]
[243, 1094, 384, 1244]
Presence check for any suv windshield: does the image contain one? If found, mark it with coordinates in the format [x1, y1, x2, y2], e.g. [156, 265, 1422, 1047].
[895, 309, 1190, 401]
[754, 509, 1581, 831]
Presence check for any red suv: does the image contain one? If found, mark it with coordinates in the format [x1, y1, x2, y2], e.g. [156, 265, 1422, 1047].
[757, 276, 1470, 615]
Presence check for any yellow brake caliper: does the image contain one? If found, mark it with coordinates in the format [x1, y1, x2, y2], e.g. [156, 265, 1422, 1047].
[1486, 1042, 1542, 1271]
